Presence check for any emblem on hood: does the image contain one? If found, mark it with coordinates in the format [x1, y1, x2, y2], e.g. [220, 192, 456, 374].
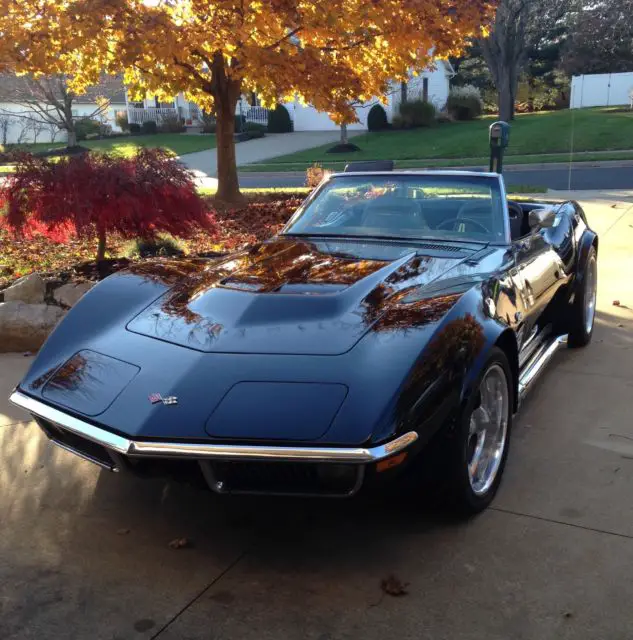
[149, 393, 178, 406]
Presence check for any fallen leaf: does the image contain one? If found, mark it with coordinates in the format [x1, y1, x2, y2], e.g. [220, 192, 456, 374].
[380, 574, 409, 597]
[618, 323, 624, 328]
[613, 300, 621, 306]
[168, 537, 192, 549]
[563, 611, 573, 619]
[116, 528, 130, 535]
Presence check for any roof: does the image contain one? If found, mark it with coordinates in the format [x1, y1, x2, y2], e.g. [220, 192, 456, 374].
[0, 74, 126, 104]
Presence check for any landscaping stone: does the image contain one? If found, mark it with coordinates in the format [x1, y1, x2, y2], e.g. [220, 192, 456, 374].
[53, 281, 95, 308]
[0, 302, 65, 353]
[3, 273, 46, 304]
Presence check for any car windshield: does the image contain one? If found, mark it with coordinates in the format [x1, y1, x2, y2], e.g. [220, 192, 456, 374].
[283, 174, 506, 244]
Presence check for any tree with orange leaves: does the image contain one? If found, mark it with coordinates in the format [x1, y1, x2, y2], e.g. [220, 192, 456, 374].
[0, 0, 495, 201]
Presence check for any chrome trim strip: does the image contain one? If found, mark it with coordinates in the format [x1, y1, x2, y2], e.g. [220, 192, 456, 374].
[518, 334, 568, 403]
[9, 391, 418, 464]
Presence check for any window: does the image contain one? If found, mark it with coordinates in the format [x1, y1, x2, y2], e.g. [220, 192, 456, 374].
[284, 174, 507, 244]
[423, 78, 429, 102]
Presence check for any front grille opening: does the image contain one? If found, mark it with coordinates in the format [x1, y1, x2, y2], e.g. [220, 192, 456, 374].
[206, 461, 363, 497]
[35, 417, 117, 470]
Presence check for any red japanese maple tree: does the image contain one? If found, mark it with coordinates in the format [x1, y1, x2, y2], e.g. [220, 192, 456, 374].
[0, 149, 216, 260]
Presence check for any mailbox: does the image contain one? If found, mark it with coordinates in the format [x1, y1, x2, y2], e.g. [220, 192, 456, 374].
[489, 120, 510, 174]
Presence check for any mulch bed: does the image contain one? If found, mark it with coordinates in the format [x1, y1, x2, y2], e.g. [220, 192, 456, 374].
[0, 193, 304, 290]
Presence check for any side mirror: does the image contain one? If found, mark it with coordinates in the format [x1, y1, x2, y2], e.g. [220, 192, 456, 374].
[528, 207, 556, 230]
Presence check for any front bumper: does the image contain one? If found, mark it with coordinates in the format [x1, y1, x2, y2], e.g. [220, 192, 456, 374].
[10, 390, 418, 496]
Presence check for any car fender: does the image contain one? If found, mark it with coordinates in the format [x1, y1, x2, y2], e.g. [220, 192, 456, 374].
[376, 283, 517, 447]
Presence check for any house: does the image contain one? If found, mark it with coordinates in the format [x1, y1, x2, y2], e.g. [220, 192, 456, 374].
[127, 59, 454, 132]
[288, 60, 454, 131]
[0, 75, 127, 145]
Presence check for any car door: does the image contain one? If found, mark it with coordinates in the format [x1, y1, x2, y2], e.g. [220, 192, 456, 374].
[512, 206, 570, 342]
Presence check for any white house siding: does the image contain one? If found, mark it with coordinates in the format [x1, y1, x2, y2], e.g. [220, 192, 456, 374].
[570, 72, 633, 108]
[0, 101, 126, 144]
[286, 63, 450, 132]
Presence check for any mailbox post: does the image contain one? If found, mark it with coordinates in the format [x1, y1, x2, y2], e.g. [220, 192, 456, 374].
[489, 121, 510, 174]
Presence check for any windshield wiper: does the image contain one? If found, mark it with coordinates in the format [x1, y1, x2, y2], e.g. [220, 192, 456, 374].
[282, 232, 489, 246]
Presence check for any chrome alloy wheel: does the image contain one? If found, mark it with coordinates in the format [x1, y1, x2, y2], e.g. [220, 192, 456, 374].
[584, 256, 597, 334]
[467, 364, 510, 496]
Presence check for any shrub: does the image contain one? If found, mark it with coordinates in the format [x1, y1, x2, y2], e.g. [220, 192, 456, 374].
[367, 104, 388, 131]
[235, 130, 265, 142]
[115, 110, 129, 131]
[0, 149, 216, 261]
[74, 119, 101, 141]
[234, 115, 245, 133]
[201, 112, 216, 133]
[243, 121, 267, 133]
[446, 85, 483, 121]
[129, 122, 141, 135]
[391, 115, 405, 130]
[267, 105, 293, 133]
[436, 110, 454, 124]
[158, 113, 186, 133]
[141, 120, 158, 135]
[398, 99, 436, 128]
[305, 163, 330, 187]
[125, 233, 186, 258]
[99, 122, 113, 137]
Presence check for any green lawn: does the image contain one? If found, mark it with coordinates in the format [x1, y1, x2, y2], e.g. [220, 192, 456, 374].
[242, 108, 633, 172]
[4, 133, 216, 158]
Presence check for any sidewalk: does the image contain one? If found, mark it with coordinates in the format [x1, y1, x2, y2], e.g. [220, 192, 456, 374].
[180, 130, 361, 178]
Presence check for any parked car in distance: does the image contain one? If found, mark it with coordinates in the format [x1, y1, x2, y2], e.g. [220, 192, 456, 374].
[11, 170, 598, 513]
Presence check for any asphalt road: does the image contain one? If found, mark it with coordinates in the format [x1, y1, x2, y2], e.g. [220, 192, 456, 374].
[1, 195, 633, 639]
[238, 164, 633, 190]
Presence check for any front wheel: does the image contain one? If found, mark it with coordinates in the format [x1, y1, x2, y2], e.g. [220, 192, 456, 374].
[446, 348, 513, 515]
[568, 246, 597, 348]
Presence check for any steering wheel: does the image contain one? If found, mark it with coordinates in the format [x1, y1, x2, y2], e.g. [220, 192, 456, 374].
[436, 217, 490, 234]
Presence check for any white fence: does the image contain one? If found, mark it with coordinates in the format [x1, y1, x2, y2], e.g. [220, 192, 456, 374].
[570, 72, 633, 109]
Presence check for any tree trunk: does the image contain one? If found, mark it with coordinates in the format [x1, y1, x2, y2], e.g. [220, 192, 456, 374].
[215, 100, 242, 201]
[96, 229, 106, 261]
[210, 53, 243, 203]
[67, 128, 77, 148]
[400, 81, 408, 104]
[497, 72, 515, 122]
[340, 123, 348, 145]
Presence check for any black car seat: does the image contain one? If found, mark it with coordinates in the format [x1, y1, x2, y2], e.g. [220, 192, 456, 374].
[362, 198, 428, 231]
[507, 200, 525, 240]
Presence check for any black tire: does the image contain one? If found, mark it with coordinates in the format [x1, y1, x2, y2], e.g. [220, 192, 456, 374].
[568, 246, 597, 348]
[445, 347, 514, 515]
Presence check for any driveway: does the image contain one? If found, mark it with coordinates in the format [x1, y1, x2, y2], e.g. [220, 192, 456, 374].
[1, 194, 633, 639]
[180, 131, 361, 178]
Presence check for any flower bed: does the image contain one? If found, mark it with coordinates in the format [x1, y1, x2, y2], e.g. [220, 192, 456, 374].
[0, 193, 304, 290]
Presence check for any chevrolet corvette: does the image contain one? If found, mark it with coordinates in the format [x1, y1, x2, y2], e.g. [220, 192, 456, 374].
[10, 170, 598, 513]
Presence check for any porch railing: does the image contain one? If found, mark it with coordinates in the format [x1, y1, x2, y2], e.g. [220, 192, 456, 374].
[128, 107, 180, 125]
[244, 106, 270, 126]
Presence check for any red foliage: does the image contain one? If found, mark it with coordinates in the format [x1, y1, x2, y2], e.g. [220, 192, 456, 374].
[0, 149, 217, 259]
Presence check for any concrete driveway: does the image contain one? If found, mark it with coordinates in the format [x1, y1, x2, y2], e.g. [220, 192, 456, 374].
[1, 194, 633, 640]
[180, 131, 361, 179]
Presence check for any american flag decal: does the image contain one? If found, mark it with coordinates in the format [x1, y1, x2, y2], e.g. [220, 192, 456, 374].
[149, 393, 163, 404]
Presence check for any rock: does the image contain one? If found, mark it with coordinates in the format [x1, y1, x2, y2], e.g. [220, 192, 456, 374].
[52, 281, 95, 308]
[3, 273, 46, 304]
[0, 302, 65, 353]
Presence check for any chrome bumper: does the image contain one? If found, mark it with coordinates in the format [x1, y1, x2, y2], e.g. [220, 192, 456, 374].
[9, 390, 418, 465]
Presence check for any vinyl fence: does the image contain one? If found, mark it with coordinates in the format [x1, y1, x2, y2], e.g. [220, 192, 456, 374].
[570, 72, 633, 109]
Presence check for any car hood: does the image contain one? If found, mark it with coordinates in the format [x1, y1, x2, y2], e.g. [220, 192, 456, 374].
[126, 236, 483, 356]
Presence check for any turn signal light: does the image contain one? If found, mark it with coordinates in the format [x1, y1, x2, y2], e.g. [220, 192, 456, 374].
[376, 452, 407, 473]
